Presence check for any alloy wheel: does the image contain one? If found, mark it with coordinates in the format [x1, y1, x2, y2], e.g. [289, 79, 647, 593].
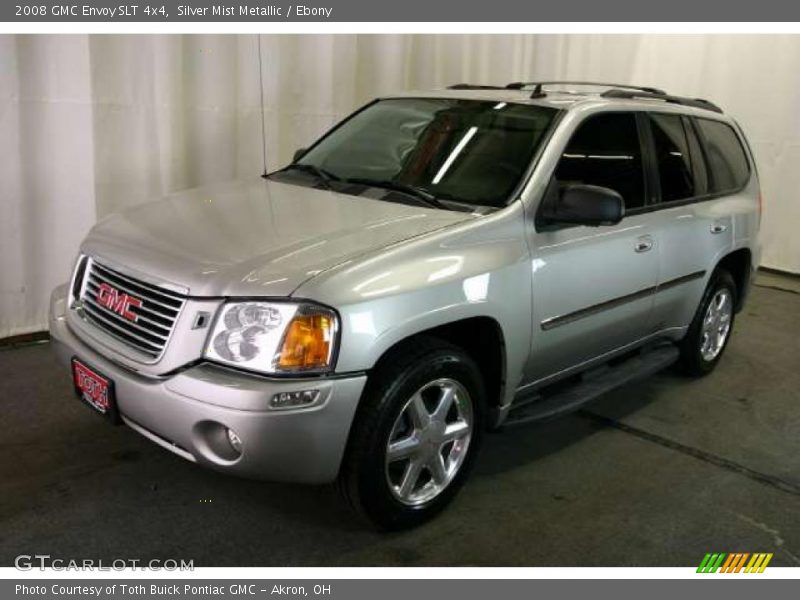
[700, 288, 733, 361]
[384, 378, 474, 506]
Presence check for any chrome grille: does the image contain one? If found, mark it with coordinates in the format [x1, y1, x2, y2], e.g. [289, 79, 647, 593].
[77, 258, 186, 359]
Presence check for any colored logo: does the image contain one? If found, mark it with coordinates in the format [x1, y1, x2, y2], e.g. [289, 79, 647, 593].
[697, 553, 773, 573]
[96, 282, 142, 322]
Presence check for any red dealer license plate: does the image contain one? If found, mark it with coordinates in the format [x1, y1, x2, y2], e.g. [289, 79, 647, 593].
[71, 357, 120, 424]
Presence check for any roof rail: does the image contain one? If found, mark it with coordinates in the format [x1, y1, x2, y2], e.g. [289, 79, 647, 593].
[601, 88, 723, 114]
[447, 83, 507, 90]
[444, 81, 723, 113]
[505, 81, 667, 98]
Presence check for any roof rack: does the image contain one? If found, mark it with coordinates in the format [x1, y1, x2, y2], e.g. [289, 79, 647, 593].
[447, 83, 507, 90]
[505, 81, 667, 98]
[444, 81, 723, 114]
[601, 88, 723, 114]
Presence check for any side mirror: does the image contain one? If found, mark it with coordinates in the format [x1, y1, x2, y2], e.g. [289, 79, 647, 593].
[542, 184, 624, 227]
[292, 147, 308, 162]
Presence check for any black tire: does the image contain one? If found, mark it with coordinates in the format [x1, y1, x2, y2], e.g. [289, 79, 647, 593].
[338, 336, 486, 530]
[678, 269, 737, 376]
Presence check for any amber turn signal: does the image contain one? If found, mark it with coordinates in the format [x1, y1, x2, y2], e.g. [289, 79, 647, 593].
[276, 312, 335, 371]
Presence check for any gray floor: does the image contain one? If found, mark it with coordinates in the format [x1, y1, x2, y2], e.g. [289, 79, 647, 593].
[1, 278, 798, 567]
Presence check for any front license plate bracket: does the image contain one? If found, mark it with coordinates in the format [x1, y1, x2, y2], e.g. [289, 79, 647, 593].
[71, 356, 122, 425]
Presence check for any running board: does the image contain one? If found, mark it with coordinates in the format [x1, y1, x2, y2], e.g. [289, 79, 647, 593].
[504, 344, 680, 427]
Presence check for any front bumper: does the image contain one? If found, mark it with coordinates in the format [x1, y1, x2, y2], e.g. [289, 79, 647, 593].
[49, 284, 366, 484]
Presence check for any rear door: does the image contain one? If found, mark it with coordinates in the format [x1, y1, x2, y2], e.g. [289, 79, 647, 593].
[644, 113, 746, 331]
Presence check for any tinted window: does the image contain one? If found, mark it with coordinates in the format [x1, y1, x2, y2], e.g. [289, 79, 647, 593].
[554, 113, 645, 209]
[292, 98, 557, 208]
[695, 119, 750, 192]
[684, 118, 709, 196]
[649, 114, 695, 202]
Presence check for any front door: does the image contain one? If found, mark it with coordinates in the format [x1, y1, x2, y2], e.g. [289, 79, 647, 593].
[525, 111, 659, 384]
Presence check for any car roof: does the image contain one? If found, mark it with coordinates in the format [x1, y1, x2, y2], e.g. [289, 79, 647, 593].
[384, 84, 730, 121]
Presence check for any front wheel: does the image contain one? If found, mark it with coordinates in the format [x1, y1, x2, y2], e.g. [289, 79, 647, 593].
[678, 269, 737, 376]
[338, 338, 485, 530]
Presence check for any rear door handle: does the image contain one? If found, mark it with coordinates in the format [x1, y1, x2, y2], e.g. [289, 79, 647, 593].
[635, 235, 654, 253]
[710, 223, 728, 234]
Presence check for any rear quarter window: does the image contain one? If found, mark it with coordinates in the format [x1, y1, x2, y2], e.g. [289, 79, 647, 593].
[695, 118, 750, 193]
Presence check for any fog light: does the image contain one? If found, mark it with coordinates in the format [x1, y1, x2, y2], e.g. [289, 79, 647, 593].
[226, 428, 243, 453]
[270, 389, 320, 409]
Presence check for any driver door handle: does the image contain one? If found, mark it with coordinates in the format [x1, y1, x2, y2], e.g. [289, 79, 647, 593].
[710, 222, 728, 234]
[635, 235, 654, 253]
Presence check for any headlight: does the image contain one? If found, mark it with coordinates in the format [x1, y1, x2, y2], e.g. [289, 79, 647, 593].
[204, 301, 338, 375]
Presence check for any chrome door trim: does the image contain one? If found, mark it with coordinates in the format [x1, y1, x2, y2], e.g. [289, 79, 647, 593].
[540, 270, 705, 331]
[656, 270, 707, 292]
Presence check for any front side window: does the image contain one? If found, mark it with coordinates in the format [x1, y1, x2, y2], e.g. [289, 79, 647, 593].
[695, 118, 750, 193]
[649, 113, 695, 203]
[552, 112, 646, 210]
[282, 98, 557, 209]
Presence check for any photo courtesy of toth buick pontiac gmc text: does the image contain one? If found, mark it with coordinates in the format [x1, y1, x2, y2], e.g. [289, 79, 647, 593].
[49, 81, 761, 529]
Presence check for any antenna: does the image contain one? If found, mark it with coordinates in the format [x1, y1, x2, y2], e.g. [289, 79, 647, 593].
[257, 35, 268, 177]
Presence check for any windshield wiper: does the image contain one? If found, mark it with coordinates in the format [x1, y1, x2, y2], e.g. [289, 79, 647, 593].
[281, 163, 340, 189]
[345, 177, 447, 210]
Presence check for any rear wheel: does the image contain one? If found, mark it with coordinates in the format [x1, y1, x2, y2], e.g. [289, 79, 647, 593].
[678, 269, 737, 376]
[338, 338, 485, 530]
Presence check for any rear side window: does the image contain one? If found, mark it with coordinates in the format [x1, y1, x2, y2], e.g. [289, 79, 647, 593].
[648, 113, 695, 202]
[554, 112, 645, 209]
[695, 118, 750, 193]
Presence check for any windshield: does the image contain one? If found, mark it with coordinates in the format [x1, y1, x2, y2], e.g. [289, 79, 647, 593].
[278, 97, 558, 209]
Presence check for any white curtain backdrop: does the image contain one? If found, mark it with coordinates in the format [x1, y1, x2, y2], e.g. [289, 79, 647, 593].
[1, 34, 798, 337]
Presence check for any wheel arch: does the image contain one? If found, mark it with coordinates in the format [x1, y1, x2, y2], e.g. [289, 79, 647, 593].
[715, 247, 753, 312]
[363, 316, 508, 427]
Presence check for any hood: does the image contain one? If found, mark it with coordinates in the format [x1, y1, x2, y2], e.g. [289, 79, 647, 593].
[81, 178, 476, 297]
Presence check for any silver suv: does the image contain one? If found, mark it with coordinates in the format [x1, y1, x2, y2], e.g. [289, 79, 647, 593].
[49, 82, 761, 529]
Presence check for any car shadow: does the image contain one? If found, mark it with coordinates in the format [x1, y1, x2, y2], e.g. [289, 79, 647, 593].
[4, 348, 685, 550]
[473, 369, 680, 479]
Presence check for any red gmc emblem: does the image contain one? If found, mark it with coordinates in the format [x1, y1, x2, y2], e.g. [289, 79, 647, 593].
[95, 282, 142, 322]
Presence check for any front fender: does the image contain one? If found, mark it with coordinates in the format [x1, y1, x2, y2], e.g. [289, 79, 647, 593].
[294, 204, 533, 410]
